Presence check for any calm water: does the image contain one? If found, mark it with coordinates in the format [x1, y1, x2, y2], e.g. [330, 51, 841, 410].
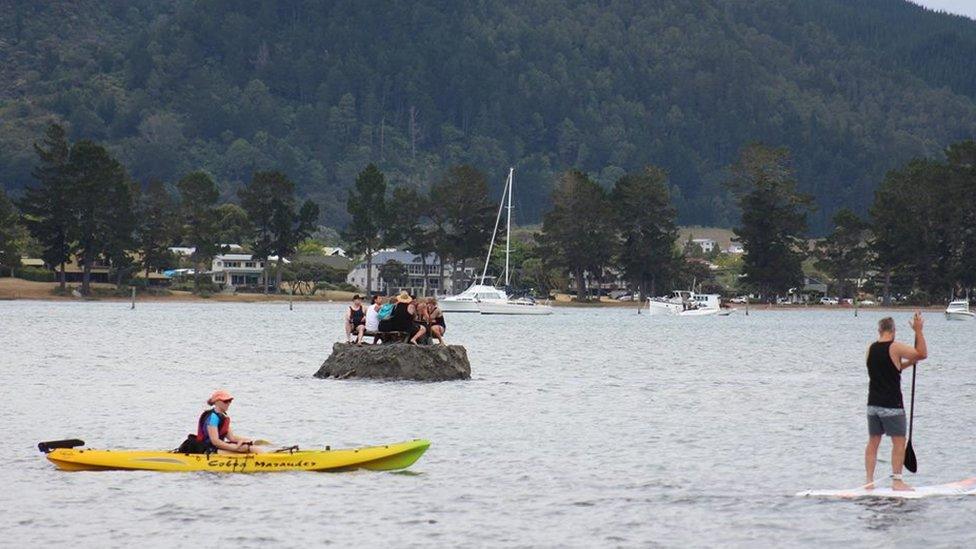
[1, 301, 975, 547]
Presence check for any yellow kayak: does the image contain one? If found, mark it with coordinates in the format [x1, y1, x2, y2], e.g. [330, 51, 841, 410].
[40, 439, 430, 473]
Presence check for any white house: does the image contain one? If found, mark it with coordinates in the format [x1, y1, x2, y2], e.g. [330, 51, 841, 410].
[691, 238, 717, 253]
[346, 250, 452, 295]
[211, 253, 288, 289]
[725, 243, 745, 254]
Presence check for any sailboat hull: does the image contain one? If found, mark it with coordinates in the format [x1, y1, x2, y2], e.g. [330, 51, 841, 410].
[478, 302, 553, 315]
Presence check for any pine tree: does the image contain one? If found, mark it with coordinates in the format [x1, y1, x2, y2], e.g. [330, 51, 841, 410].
[725, 144, 812, 302]
[176, 171, 223, 292]
[539, 170, 617, 300]
[0, 185, 25, 276]
[239, 170, 318, 293]
[343, 164, 388, 293]
[611, 166, 679, 299]
[137, 180, 179, 281]
[20, 124, 73, 289]
[65, 140, 133, 295]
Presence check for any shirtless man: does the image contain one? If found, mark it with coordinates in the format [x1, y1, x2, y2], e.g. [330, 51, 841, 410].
[865, 313, 927, 490]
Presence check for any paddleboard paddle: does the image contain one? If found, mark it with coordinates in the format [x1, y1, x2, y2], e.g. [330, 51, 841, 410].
[904, 330, 918, 474]
[904, 363, 918, 473]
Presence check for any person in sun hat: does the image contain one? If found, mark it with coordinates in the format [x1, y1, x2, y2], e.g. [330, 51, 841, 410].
[391, 290, 426, 344]
[194, 390, 265, 454]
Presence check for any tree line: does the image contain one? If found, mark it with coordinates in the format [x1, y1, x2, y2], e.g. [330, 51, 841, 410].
[2, 123, 974, 305]
[4, 124, 318, 296]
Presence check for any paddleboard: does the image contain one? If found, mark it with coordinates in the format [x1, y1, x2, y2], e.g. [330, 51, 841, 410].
[797, 477, 976, 499]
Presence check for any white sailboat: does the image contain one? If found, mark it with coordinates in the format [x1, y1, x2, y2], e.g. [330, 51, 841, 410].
[440, 168, 553, 316]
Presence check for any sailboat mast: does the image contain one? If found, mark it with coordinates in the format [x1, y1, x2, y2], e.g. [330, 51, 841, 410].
[505, 168, 512, 287]
[480, 169, 509, 285]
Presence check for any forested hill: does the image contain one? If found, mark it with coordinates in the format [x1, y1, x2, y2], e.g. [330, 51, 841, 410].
[2, 0, 976, 232]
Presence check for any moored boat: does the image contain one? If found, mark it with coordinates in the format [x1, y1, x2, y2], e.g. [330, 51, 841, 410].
[647, 290, 727, 317]
[39, 439, 430, 473]
[945, 299, 975, 320]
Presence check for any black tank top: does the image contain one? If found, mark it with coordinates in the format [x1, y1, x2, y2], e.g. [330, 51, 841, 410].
[867, 341, 903, 408]
[349, 306, 365, 326]
[430, 307, 445, 327]
[392, 302, 414, 332]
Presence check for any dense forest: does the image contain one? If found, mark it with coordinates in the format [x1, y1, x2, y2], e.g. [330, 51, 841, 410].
[2, 0, 976, 232]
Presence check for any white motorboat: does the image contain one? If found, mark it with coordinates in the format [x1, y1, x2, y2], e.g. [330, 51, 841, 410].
[439, 168, 552, 316]
[647, 290, 730, 317]
[945, 299, 975, 320]
[440, 284, 508, 313]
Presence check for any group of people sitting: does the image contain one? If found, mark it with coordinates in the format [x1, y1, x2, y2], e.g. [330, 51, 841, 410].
[344, 290, 446, 345]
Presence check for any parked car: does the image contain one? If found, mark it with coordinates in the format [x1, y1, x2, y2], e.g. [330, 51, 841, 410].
[820, 297, 840, 305]
[616, 293, 634, 301]
[730, 296, 749, 304]
[858, 299, 877, 306]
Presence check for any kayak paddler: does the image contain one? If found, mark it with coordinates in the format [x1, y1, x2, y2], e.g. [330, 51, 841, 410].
[864, 313, 927, 490]
[197, 390, 265, 454]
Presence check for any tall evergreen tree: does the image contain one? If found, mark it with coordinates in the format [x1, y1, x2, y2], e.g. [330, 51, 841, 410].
[176, 171, 223, 292]
[20, 124, 73, 289]
[239, 170, 318, 293]
[815, 208, 870, 299]
[539, 170, 616, 300]
[136, 180, 179, 281]
[65, 140, 134, 295]
[387, 185, 437, 295]
[343, 164, 388, 293]
[0, 185, 25, 276]
[611, 166, 679, 299]
[429, 165, 494, 290]
[725, 144, 812, 301]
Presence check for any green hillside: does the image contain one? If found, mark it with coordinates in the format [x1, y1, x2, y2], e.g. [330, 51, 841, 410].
[2, 0, 975, 232]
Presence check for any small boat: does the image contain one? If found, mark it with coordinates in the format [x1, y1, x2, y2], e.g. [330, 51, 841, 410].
[647, 290, 726, 317]
[38, 439, 430, 473]
[945, 300, 975, 321]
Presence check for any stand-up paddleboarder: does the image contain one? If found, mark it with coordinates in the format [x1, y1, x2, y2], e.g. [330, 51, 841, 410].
[865, 313, 927, 490]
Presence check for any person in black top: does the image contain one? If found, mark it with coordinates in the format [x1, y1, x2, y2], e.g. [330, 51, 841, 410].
[426, 296, 447, 344]
[345, 294, 367, 345]
[864, 313, 927, 491]
[391, 291, 426, 344]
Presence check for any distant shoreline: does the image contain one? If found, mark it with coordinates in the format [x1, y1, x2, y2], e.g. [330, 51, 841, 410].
[0, 279, 947, 312]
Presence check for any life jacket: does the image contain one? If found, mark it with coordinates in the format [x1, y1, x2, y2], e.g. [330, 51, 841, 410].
[195, 409, 230, 444]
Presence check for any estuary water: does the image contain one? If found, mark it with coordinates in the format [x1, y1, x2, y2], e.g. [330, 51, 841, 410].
[1, 301, 975, 547]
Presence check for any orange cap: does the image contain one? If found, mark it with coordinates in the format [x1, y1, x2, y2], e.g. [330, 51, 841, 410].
[207, 389, 234, 405]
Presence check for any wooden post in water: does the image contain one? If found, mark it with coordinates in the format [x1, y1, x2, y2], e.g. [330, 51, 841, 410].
[289, 284, 294, 311]
[130, 286, 136, 310]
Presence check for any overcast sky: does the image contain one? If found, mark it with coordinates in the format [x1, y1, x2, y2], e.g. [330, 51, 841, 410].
[911, 0, 976, 19]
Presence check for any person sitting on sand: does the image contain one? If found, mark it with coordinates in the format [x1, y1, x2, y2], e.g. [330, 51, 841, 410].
[196, 390, 265, 454]
[426, 296, 446, 344]
[345, 294, 367, 344]
[391, 291, 426, 344]
[864, 313, 927, 491]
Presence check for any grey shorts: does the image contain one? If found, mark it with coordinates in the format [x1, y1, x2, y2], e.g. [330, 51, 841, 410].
[867, 406, 906, 437]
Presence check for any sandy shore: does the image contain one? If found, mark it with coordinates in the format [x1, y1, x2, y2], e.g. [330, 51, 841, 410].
[0, 278, 946, 311]
[0, 278, 357, 303]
